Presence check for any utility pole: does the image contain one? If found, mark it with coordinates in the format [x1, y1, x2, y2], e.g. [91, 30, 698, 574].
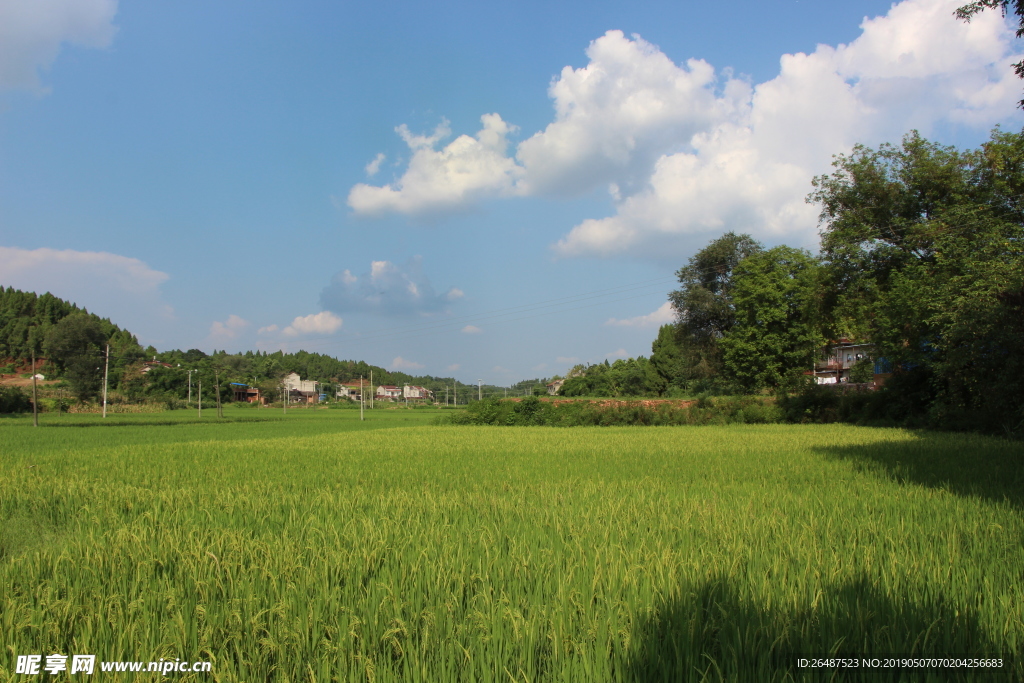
[31, 349, 38, 428]
[282, 380, 287, 415]
[198, 379, 202, 418]
[102, 343, 109, 419]
[454, 381, 457, 406]
[478, 379, 482, 402]
[214, 370, 223, 418]
[445, 385, 449, 407]
[187, 369, 193, 406]
[360, 375, 364, 421]
[370, 370, 373, 410]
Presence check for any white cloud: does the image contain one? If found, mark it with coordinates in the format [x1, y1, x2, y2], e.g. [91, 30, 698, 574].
[346, 1, 1021, 258]
[281, 311, 343, 337]
[447, 363, 460, 372]
[556, 356, 579, 364]
[0, 0, 118, 92]
[348, 114, 525, 216]
[461, 325, 482, 334]
[554, 0, 1022, 258]
[320, 256, 462, 315]
[605, 348, 629, 359]
[257, 324, 279, 335]
[209, 314, 249, 343]
[605, 301, 675, 328]
[365, 153, 386, 177]
[391, 356, 424, 371]
[516, 30, 739, 197]
[493, 365, 512, 374]
[0, 246, 173, 341]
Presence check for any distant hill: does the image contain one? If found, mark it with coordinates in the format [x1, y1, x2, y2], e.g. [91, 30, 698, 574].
[0, 287, 505, 400]
[0, 286, 142, 361]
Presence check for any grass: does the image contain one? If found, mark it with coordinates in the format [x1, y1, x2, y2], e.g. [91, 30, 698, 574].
[1, 413, 1022, 681]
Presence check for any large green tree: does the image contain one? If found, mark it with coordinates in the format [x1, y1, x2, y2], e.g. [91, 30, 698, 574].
[668, 232, 763, 381]
[810, 131, 975, 340]
[44, 313, 107, 402]
[720, 246, 823, 391]
[649, 323, 683, 393]
[810, 127, 1024, 431]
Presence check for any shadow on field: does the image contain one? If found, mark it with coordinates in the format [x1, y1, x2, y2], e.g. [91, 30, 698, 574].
[812, 433, 1024, 510]
[624, 575, 1012, 682]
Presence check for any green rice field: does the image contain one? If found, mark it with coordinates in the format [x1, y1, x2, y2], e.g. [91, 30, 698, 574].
[1, 409, 1022, 681]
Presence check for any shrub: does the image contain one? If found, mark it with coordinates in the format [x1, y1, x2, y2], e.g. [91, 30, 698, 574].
[0, 387, 32, 413]
[446, 396, 785, 427]
[778, 385, 840, 423]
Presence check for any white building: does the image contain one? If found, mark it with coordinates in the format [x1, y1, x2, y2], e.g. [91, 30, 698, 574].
[403, 385, 432, 400]
[336, 380, 370, 400]
[377, 385, 402, 400]
[283, 372, 317, 393]
[814, 340, 875, 384]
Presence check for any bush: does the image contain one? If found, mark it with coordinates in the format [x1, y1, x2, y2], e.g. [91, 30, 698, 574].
[36, 397, 70, 414]
[163, 397, 186, 410]
[0, 387, 32, 413]
[778, 385, 840, 423]
[445, 396, 785, 428]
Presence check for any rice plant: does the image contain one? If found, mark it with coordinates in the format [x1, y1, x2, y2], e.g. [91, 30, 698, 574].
[1, 414, 1021, 681]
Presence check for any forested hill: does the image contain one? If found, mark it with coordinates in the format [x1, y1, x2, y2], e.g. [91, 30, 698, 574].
[0, 286, 472, 399]
[0, 287, 142, 360]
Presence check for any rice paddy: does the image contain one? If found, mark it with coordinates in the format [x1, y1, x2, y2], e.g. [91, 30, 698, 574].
[1, 410, 1022, 681]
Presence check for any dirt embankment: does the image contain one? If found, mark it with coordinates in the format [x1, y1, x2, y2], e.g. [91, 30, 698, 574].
[0, 358, 58, 386]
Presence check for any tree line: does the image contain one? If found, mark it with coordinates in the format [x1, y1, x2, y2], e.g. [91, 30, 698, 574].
[565, 128, 1024, 433]
[0, 287, 484, 406]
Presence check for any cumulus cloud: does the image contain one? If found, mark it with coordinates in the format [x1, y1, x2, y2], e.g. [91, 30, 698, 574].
[515, 31, 743, 197]
[209, 314, 249, 343]
[320, 256, 462, 315]
[347, 1, 1021, 258]
[447, 363, 460, 372]
[391, 356, 424, 371]
[0, 246, 173, 340]
[605, 301, 675, 328]
[0, 0, 118, 92]
[257, 324, 278, 335]
[348, 114, 525, 216]
[461, 325, 482, 334]
[365, 153, 386, 177]
[281, 311, 343, 337]
[553, 0, 1022, 258]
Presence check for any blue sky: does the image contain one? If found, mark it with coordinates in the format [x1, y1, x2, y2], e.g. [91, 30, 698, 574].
[1, 0, 1021, 384]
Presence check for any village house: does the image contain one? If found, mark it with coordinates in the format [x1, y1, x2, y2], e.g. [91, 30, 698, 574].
[140, 360, 173, 373]
[403, 385, 433, 401]
[546, 378, 565, 395]
[376, 385, 402, 401]
[337, 379, 370, 400]
[230, 383, 263, 404]
[283, 372, 318, 403]
[813, 339, 886, 386]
